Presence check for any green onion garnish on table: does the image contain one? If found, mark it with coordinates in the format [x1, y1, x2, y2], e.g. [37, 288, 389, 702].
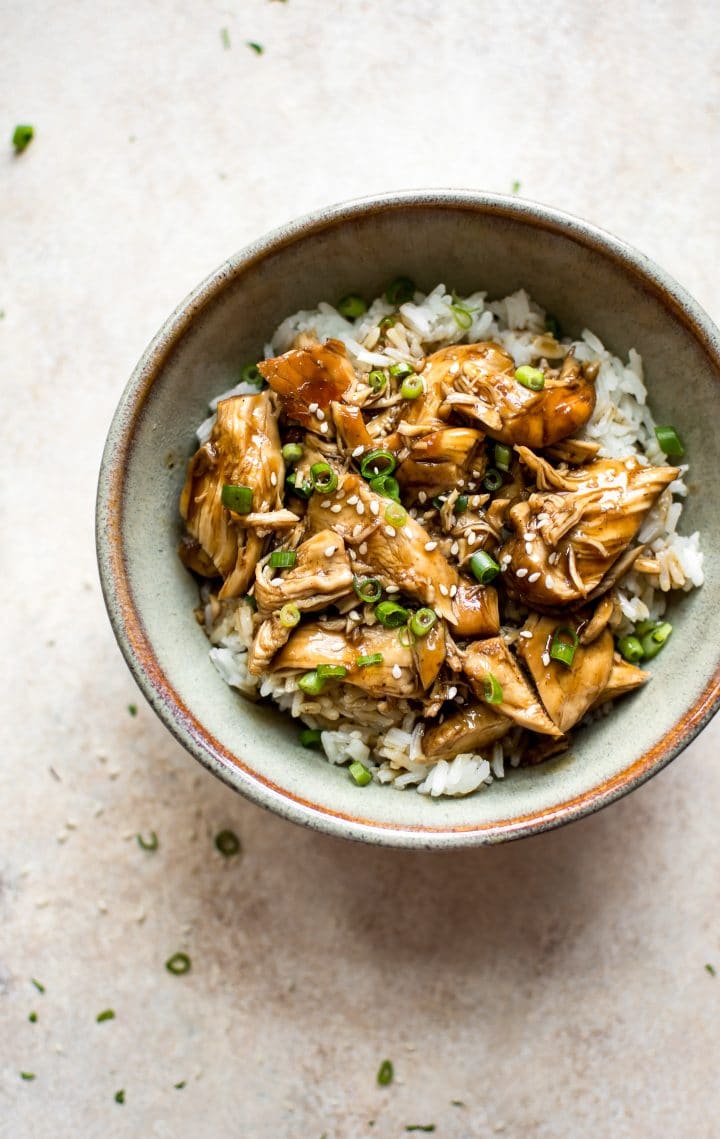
[12, 124, 34, 153]
[515, 364, 545, 391]
[136, 831, 158, 852]
[96, 1009, 116, 1023]
[214, 829, 241, 856]
[165, 953, 191, 975]
[221, 484, 253, 513]
[348, 761, 372, 786]
[337, 294, 367, 318]
[654, 425, 685, 457]
[549, 626, 579, 667]
[269, 549, 297, 569]
[470, 551, 500, 584]
[377, 1059, 394, 1086]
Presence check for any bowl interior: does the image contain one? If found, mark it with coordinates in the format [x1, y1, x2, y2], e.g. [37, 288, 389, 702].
[101, 196, 720, 845]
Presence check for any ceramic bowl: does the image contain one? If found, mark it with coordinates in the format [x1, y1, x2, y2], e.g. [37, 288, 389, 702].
[96, 190, 720, 848]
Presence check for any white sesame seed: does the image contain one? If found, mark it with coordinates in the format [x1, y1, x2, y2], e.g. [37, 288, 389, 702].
[348, 549, 357, 560]
[330, 503, 342, 513]
[352, 444, 364, 457]
[418, 491, 427, 504]
[525, 544, 534, 556]
[457, 479, 465, 488]
[520, 630, 533, 639]
[271, 577, 284, 586]
[542, 651, 551, 667]
[516, 567, 528, 578]
[528, 572, 541, 583]
[450, 584, 458, 597]
[439, 583, 449, 596]
[352, 523, 363, 537]
[386, 584, 399, 593]
[450, 541, 459, 557]
[356, 502, 365, 515]
[392, 664, 402, 679]
[385, 526, 396, 537]
[349, 609, 360, 620]
[425, 541, 438, 551]
[321, 500, 332, 509]
[449, 362, 460, 375]
[316, 408, 325, 421]
[370, 499, 380, 516]
[347, 494, 358, 505]
[448, 685, 458, 699]
[324, 545, 337, 558]
[270, 471, 278, 486]
[545, 574, 554, 589]
[308, 402, 319, 414]
[501, 554, 512, 566]
[358, 542, 368, 555]
[320, 422, 329, 434]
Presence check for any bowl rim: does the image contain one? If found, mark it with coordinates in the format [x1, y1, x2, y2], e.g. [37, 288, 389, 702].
[96, 188, 720, 849]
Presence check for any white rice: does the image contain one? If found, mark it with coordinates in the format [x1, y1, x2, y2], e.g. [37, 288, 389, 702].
[201, 284, 703, 798]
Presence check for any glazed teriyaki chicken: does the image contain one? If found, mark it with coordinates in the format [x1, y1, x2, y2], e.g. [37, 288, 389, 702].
[179, 284, 692, 794]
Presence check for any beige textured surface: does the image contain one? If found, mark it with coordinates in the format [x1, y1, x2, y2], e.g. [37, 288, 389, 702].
[2, 2, 720, 1136]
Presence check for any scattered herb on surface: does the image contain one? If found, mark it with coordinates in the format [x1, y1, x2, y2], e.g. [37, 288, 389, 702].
[451, 1100, 465, 1107]
[377, 1059, 394, 1086]
[706, 963, 716, 976]
[96, 1009, 116, 1023]
[165, 952, 191, 975]
[246, 41, 264, 54]
[0, 310, 5, 319]
[128, 703, 138, 717]
[214, 829, 241, 857]
[28, 1012, 37, 1023]
[511, 179, 521, 193]
[220, 27, 231, 49]
[31, 979, 45, 994]
[406, 1127, 435, 1134]
[12, 124, 34, 153]
[137, 831, 159, 852]
[174, 1080, 187, 1089]
[114, 1089, 125, 1104]
[20, 1072, 36, 1081]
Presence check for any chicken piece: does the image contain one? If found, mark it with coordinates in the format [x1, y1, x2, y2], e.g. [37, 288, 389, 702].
[257, 339, 355, 428]
[247, 613, 292, 675]
[273, 621, 421, 698]
[331, 402, 374, 455]
[578, 593, 616, 645]
[421, 703, 511, 761]
[427, 342, 596, 447]
[396, 426, 486, 499]
[180, 393, 283, 599]
[500, 450, 679, 609]
[522, 734, 571, 767]
[452, 581, 500, 637]
[462, 638, 562, 736]
[544, 437, 602, 465]
[306, 473, 459, 621]
[242, 509, 300, 533]
[254, 530, 354, 613]
[591, 656, 649, 709]
[516, 614, 614, 733]
[178, 535, 218, 577]
[413, 620, 446, 689]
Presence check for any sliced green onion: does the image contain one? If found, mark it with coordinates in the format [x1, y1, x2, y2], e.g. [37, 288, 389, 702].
[368, 369, 387, 393]
[299, 728, 323, 748]
[309, 462, 338, 494]
[349, 761, 372, 786]
[240, 362, 264, 387]
[432, 495, 447, 510]
[297, 670, 326, 695]
[482, 673, 504, 704]
[174, 1081, 187, 1090]
[286, 471, 313, 499]
[384, 502, 407, 529]
[470, 551, 500, 584]
[282, 442, 304, 464]
[375, 601, 410, 628]
[454, 495, 469, 514]
[377, 1059, 394, 1086]
[388, 360, 415, 380]
[337, 294, 367, 319]
[641, 621, 672, 660]
[494, 443, 512, 472]
[221, 483, 253, 514]
[400, 374, 424, 399]
[356, 652, 384, 668]
[316, 664, 348, 680]
[279, 602, 301, 628]
[215, 829, 241, 856]
[450, 302, 473, 330]
[379, 314, 397, 331]
[96, 1009, 116, 1023]
[136, 831, 158, 852]
[12, 124, 34, 153]
[385, 277, 415, 306]
[369, 474, 400, 500]
[20, 1072, 36, 1081]
[269, 550, 297, 569]
[165, 952, 191, 975]
[29, 1011, 37, 1023]
[128, 703, 138, 716]
[397, 625, 415, 648]
[618, 635, 644, 663]
[515, 365, 545, 391]
[246, 40, 264, 54]
[544, 314, 561, 337]
[634, 619, 658, 637]
[409, 608, 437, 638]
[353, 576, 383, 604]
[483, 468, 503, 492]
[654, 425, 685, 457]
[31, 979, 45, 994]
[549, 626, 579, 668]
[114, 1089, 125, 1103]
[360, 449, 397, 478]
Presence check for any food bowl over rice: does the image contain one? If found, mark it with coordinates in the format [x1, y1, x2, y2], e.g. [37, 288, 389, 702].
[97, 191, 720, 846]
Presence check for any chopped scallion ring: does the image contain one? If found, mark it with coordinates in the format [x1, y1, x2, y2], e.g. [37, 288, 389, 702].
[641, 621, 672, 660]
[618, 635, 644, 663]
[297, 670, 326, 696]
[549, 626, 579, 667]
[515, 365, 545, 391]
[356, 652, 384, 668]
[397, 625, 414, 648]
[299, 728, 322, 748]
[379, 314, 397, 331]
[96, 1008, 116, 1022]
[389, 360, 416, 378]
[369, 474, 400, 500]
[654, 425, 685, 457]
[12, 124, 34, 153]
[454, 495, 469, 514]
[281, 442, 304, 464]
[469, 551, 500, 584]
[409, 608, 437, 638]
[269, 550, 297, 569]
[279, 602, 301, 628]
[215, 829, 241, 856]
[385, 277, 415, 306]
[337, 294, 367, 318]
[309, 462, 338, 494]
[494, 443, 512, 472]
[483, 468, 503, 492]
[316, 664, 348, 681]
[368, 369, 387, 393]
[450, 302, 473, 330]
[400, 374, 424, 399]
[360, 449, 397, 478]
[375, 600, 410, 628]
[377, 1059, 394, 1086]
[165, 952, 191, 975]
[241, 363, 264, 387]
[384, 502, 407, 528]
[349, 761, 372, 786]
[136, 831, 159, 852]
[221, 483, 253, 514]
[482, 673, 504, 704]
[353, 576, 383, 603]
[286, 471, 313, 499]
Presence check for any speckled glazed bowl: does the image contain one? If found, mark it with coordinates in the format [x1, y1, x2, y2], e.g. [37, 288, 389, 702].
[96, 190, 720, 848]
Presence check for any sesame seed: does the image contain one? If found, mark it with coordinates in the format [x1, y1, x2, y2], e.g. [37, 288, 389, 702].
[528, 572, 541, 583]
[352, 444, 364, 457]
[349, 609, 360, 620]
[520, 630, 533, 639]
[450, 584, 458, 597]
[525, 543, 534, 556]
[324, 545, 337, 558]
[386, 584, 399, 593]
[348, 549, 357, 560]
[448, 685, 458, 699]
[370, 500, 380, 516]
[450, 541, 459, 557]
[542, 651, 551, 667]
[270, 471, 278, 487]
[356, 502, 365, 516]
[449, 362, 460, 375]
[501, 554, 512, 566]
[385, 526, 396, 537]
[320, 422, 329, 434]
[392, 664, 402, 679]
[346, 495, 358, 505]
[321, 500, 332, 509]
[516, 567, 528, 578]
[330, 503, 342, 514]
[457, 479, 465, 488]
[316, 408, 325, 421]
[308, 402, 319, 413]
[418, 491, 427, 504]
[271, 577, 284, 586]
[439, 583, 449, 596]
[425, 541, 437, 551]
[545, 574, 554, 589]
[358, 542, 368, 555]
[352, 523, 363, 537]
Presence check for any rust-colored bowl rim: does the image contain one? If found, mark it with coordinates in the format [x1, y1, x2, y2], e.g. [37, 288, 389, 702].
[96, 189, 720, 848]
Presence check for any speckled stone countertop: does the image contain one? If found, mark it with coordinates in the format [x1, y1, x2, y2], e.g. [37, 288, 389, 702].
[2, 2, 720, 1136]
